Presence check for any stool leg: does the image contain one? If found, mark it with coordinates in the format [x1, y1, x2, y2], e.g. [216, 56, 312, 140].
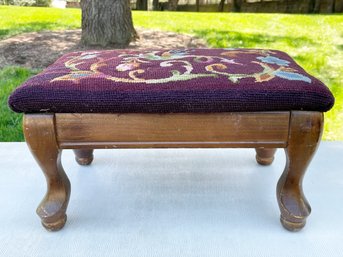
[73, 149, 94, 165]
[24, 114, 70, 231]
[277, 111, 323, 231]
[255, 148, 277, 165]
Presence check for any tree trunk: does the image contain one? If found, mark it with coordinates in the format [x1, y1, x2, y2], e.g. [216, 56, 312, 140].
[136, 0, 148, 10]
[335, 0, 343, 12]
[232, 0, 242, 12]
[314, 0, 321, 12]
[309, 0, 321, 13]
[218, 0, 225, 12]
[285, 0, 292, 13]
[196, 0, 200, 12]
[81, 0, 137, 47]
[168, 0, 179, 11]
[328, 0, 335, 12]
[308, 0, 315, 13]
[152, 0, 159, 10]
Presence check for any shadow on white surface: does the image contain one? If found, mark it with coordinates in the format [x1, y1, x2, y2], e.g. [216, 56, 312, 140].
[0, 142, 342, 257]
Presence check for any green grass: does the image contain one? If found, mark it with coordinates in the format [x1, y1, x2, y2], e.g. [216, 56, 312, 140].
[0, 6, 342, 141]
[0, 67, 38, 141]
[0, 5, 80, 39]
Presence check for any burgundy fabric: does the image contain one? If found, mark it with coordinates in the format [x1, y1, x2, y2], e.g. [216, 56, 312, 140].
[8, 48, 334, 113]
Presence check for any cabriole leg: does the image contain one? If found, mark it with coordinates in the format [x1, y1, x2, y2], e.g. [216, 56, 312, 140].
[24, 114, 70, 231]
[277, 111, 323, 231]
[73, 149, 94, 165]
[255, 148, 277, 165]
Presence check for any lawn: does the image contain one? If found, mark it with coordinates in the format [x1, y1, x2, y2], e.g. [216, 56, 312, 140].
[0, 6, 80, 39]
[0, 67, 37, 141]
[0, 6, 342, 141]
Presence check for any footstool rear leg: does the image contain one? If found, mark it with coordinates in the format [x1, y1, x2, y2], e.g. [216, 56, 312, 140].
[73, 149, 94, 165]
[24, 114, 70, 231]
[255, 148, 277, 165]
[277, 111, 323, 231]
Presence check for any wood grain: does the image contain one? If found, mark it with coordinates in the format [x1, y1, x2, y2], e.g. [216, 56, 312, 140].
[73, 149, 94, 165]
[23, 114, 70, 231]
[55, 112, 290, 148]
[277, 111, 323, 231]
[23, 110, 324, 232]
[255, 148, 277, 165]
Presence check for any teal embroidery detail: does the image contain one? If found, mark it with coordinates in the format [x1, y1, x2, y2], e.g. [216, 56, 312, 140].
[274, 70, 312, 83]
[257, 56, 290, 66]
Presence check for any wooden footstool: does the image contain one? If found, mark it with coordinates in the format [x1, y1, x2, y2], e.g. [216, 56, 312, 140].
[9, 48, 334, 232]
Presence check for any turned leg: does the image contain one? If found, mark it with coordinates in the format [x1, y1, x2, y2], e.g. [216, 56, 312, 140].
[255, 148, 277, 165]
[277, 111, 323, 231]
[73, 149, 94, 165]
[24, 114, 70, 231]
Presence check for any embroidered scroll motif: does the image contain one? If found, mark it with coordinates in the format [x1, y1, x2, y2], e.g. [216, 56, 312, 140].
[50, 49, 311, 84]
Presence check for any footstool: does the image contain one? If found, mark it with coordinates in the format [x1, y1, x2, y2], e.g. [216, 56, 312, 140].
[8, 48, 334, 232]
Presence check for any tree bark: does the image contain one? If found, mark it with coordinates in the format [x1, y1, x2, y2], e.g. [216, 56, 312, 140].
[81, 0, 137, 47]
[168, 0, 179, 11]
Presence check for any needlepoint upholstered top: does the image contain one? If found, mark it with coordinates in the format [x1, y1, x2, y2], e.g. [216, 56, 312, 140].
[8, 48, 334, 113]
[8, 48, 335, 232]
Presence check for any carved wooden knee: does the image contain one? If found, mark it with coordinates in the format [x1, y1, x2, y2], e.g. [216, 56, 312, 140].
[277, 111, 323, 231]
[24, 114, 71, 231]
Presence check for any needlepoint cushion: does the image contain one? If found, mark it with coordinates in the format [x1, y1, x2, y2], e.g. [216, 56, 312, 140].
[8, 48, 334, 113]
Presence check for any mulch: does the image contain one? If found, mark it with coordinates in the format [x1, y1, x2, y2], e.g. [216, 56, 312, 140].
[0, 28, 207, 70]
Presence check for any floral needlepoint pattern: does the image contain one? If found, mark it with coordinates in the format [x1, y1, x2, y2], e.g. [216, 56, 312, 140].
[50, 48, 312, 85]
[8, 48, 335, 114]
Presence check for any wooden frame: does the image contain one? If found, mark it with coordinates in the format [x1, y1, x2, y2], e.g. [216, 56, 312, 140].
[23, 111, 323, 232]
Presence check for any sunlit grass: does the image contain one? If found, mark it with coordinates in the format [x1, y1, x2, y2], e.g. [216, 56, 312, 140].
[0, 67, 38, 141]
[0, 6, 342, 140]
[0, 5, 80, 39]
